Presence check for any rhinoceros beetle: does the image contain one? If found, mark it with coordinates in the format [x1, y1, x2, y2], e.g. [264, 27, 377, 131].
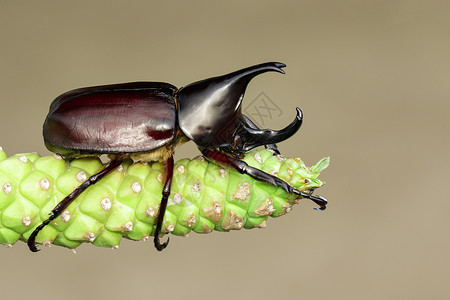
[27, 62, 327, 252]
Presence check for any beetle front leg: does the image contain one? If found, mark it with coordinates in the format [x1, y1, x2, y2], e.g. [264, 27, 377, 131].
[202, 149, 327, 210]
[27, 157, 125, 252]
[153, 155, 174, 251]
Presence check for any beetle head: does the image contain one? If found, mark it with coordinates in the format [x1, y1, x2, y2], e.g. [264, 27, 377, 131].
[177, 62, 290, 149]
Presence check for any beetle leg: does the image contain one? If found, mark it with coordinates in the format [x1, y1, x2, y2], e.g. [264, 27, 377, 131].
[242, 115, 280, 155]
[218, 146, 245, 159]
[202, 149, 327, 210]
[153, 155, 174, 251]
[27, 157, 125, 252]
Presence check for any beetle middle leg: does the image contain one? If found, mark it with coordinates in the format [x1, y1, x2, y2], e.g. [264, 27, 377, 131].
[202, 149, 327, 210]
[27, 157, 125, 252]
[153, 155, 174, 251]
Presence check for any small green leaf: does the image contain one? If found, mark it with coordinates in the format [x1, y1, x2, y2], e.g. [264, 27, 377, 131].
[311, 157, 330, 174]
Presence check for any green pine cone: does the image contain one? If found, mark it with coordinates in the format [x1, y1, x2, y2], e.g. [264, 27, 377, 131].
[0, 146, 329, 249]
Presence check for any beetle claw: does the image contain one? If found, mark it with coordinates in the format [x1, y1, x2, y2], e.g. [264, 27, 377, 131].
[311, 195, 328, 211]
[27, 218, 53, 252]
[154, 236, 170, 251]
[28, 244, 40, 252]
[292, 188, 327, 211]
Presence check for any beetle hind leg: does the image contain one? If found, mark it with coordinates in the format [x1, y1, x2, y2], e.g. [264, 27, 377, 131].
[27, 157, 125, 252]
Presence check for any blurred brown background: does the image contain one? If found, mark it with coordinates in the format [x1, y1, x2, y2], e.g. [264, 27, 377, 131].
[0, 1, 449, 299]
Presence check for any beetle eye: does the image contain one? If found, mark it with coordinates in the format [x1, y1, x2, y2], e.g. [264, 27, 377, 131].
[233, 135, 242, 148]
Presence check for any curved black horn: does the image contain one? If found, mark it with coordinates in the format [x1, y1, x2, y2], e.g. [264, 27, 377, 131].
[239, 107, 303, 151]
[225, 62, 286, 83]
[177, 62, 286, 148]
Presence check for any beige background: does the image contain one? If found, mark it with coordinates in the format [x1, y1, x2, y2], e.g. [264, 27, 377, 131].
[0, 1, 449, 299]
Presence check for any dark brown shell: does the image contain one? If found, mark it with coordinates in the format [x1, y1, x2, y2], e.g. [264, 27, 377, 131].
[43, 82, 178, 156]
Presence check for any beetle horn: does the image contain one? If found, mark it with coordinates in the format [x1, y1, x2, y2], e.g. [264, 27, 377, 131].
[177, 62, 286, 148]
[238, 107, 303, 151]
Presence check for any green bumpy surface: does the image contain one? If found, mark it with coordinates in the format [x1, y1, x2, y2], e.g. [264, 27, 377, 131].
[0, 147, 328, 249]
